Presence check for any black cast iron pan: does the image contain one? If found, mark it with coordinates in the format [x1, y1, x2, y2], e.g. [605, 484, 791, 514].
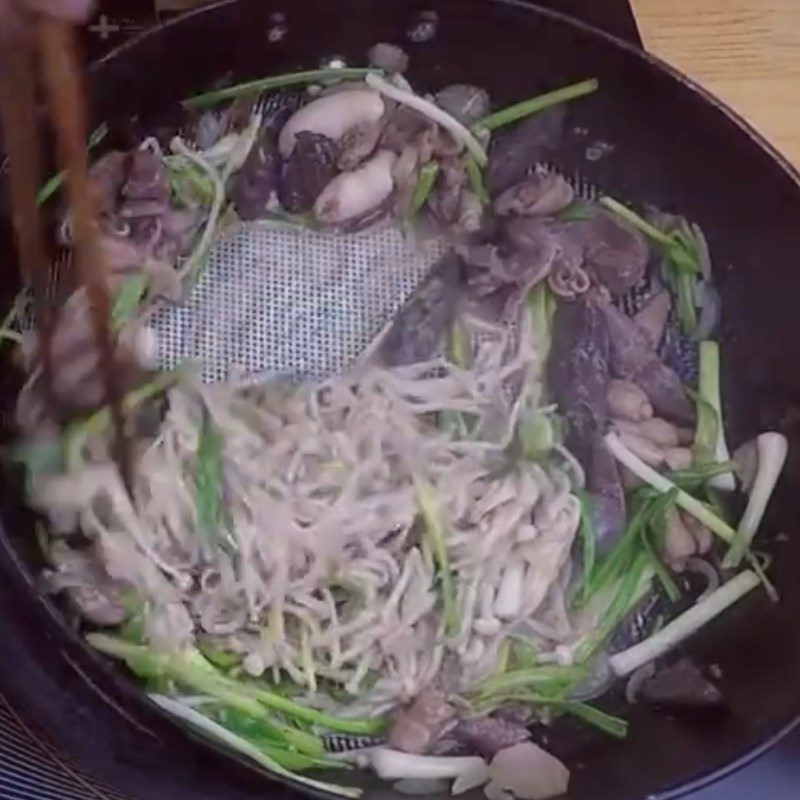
[1, 2, 800, 799]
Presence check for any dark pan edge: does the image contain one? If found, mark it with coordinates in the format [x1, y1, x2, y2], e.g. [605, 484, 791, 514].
[1, 1, 797, 797]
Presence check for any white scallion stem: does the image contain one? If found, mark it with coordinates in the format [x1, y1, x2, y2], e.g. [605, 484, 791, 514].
[604, 432, 736, 542]
[698, 341, 735, 491]
[365, 73, 488, 166]
[608, 570, 760, 677]
[722, 432, 788, 568]
[170, 137, 226, 283]
[369, 748, 488, 785]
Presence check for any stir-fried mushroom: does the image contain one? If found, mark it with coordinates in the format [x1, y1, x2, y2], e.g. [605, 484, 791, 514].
[381, 251, 462, 366]
[380, 104, 431, 155]
[338, 119, 384, 171]
[486, 742, 569, 800]
[486, 106, 566, 196]
[595, 290, 694, 422]
[279, 131, 339, 214]
[230, 126, 282, 220]
[493, 172, 574, 218]
[607, 379, 653, 422]
[368, 42, 410, 74]
[278, 89, 384, 157]
[314, 149, 396, 225]
[582, 212, 649, 296]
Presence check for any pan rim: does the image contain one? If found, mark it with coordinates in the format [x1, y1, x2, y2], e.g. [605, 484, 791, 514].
[1, 1, 797, 797]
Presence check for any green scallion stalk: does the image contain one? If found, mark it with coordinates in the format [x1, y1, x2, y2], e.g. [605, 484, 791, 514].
[695, 341, 735, 490]
[599, 197, 673, 246]
[150, 694, 361, 798]
[415, 479, 459, 637]
[463, 154, 490, 205]
[183, 68, 375, 110]
[470, 665, 587, 699]
[604, 432, 736, 543]
[475, 78, 599, 132]
[36, 122, 109, 207]
[111, 274, 149, 332]
[575, 490, 597, 603]
[64, 371, 181, 469]
[195, 411, 224, 543]
[409, 162, 441, 218]
[608, 570, 760, 677]
[600, 197, 702, 335]
[89, 634, 385, 736]
[561, 701, 628, 739]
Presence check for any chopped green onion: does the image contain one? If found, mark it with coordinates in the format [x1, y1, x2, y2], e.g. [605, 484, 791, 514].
[170, 137, 226, 289]
[415, 479, 459, 636]
[366, 72, 488, 166]
[470, 665, 587, 700]
[64, 370, 180, 469]
[111, 274, 148, 332]
[561, 701, 628, 739]
[575, 490, 597, 603]
[604, 432, 735, 543]
[608, 570, 760, 677]
[557, 201, 593, 222]
[641, 509, 681, 603]
[183, 68, 375, 110]
[577, 552, 654, 662]
[409, 162, 440, 219]
[695, 341, 735, 490]
[150, 694, 361, 797]
[463, 154, 490, 205]
[195, 410, 224, 544]
[475, 78, 599, 132]
[599, 197, 702, 335]
[36, 122, 109, 207]
[89, 634, 385, 736]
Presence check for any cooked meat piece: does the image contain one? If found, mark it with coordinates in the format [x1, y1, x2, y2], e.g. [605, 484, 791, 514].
[486, 106, 566, 196]
[596, 291, 694, 422]
[494, 172, 574, 217]
[338, 119, 383, 171]
[123, 149, 169, 203]
[582, 212, 649, 296]
[381, 251, 462, 366]
[639, 658, 723, 708]
[87, 150, 127, 216]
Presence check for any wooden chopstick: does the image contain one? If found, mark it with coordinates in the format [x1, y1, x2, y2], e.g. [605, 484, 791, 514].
[0, 31, 60, 420]
[35, 18, 133, 491]
[1, 17, 132, 490]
